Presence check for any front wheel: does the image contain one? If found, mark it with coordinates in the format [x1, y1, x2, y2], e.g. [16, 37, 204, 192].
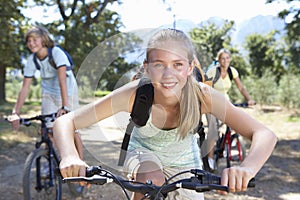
[23, 148, 62, 200]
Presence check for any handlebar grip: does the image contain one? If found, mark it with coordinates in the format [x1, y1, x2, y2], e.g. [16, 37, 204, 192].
[248, 178, 255, 188]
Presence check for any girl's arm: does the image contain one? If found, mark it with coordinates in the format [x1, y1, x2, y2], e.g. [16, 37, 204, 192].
[57, 66, 69, 116]
[11, 77, 32, 130]
[233, 77, 255, 105]
[53, 80, 138, 177]
[201, 84, 277, 193]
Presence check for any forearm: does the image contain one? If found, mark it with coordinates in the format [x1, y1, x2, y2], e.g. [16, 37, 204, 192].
[53, 114, 79, 159]
[13, 87, 30, 114]
[240, 87, 252, 102]
[59, 78, 69, 107]
[241, 130, 277, 176]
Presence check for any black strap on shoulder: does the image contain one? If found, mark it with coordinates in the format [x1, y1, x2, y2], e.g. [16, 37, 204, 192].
[33, 47, 55, 70]
[47, 47, 57, 68]
[118, 78, 154, 166]
[213, 66, 233, 86]
[130, 78, 154, 126]
[118, 118, 135, 166]
[33, 46, 73, 71]
[33, 53, 40, 70]
[227, 66, 233, 81]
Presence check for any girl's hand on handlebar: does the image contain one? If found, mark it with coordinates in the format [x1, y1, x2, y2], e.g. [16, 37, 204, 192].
[247, 100, 256, 106]
[59, 156, 88, 178]
[219, 166, 254, 194]
[7, 113, 21, 130]
[57, 108, 68, 117]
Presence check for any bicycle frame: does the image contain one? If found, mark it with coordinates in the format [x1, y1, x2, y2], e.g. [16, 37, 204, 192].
[214, 119, 245, 170]
[32, 117, 61, 190]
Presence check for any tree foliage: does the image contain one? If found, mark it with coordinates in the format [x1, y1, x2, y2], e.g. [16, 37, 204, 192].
[189, 21, 235, 69]
[13, 0, 142, 97]
[189, 21, 250, 78]
[267, 0, 300, 73]
[244, 31, 286, 83]
[0, 0, 27, 103]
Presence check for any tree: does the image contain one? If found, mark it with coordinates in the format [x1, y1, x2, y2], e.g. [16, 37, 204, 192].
[245, 31, 285, 82]
[189, 20, 235, 70]
[0, 0, 27, 103]
[267, 0, 300, 73]
[8, 0, 142, 99]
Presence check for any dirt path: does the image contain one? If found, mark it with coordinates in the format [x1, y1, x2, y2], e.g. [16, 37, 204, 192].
[0, 108, 299, 200]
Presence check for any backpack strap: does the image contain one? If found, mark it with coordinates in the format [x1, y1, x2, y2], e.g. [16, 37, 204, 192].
[33, 46, 73, 71]
[47, 47, 56, 68]
[227, 66, 233, 81]
[212, 66, 233, 86]
[130, 78, 154, 126]
[33, 53, 41, 70]
[118, 78, 154, 166]
[32, 47, 56, 70]
[118, 118, 135, 166]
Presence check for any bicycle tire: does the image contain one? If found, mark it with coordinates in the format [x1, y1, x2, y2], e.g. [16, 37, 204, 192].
[230, 133, 246, 165]
[23, 148, 62, 200]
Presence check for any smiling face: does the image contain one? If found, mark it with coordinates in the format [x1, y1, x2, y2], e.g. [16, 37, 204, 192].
[145, 41, 193, 100]
[26, 36, 44, 53]
[218, 52, 231, 69]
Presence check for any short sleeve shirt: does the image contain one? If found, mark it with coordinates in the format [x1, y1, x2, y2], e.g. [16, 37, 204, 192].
[24, 46, 78, 96]
[206, 66, 239, 99]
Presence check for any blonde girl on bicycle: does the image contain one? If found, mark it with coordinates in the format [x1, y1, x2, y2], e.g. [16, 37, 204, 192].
[54, 28, 276, 200]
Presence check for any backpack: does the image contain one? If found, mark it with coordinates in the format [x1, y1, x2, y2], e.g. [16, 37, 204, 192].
[212, 66, 233, 86]
[118, 70, 206, 166]
[33, 45, 74, 71]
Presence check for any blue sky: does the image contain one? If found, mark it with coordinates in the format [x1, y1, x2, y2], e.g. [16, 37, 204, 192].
[23, 0, 293, 31]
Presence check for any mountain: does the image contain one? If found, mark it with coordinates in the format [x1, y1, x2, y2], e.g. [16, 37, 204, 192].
[231, 15, 285, 48]
[153, 15, 285, 50]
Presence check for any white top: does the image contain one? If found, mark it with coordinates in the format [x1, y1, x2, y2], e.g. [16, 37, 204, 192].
[24, 46, 78, 96]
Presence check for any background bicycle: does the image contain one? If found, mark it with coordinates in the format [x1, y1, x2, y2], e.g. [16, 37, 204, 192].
[6, 113, 84, 200]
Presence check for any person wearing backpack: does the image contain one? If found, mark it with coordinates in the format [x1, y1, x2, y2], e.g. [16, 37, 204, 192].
[9, 26, 83, 160]
[53, 29, 276, 200]
[205, 48, 256, 170]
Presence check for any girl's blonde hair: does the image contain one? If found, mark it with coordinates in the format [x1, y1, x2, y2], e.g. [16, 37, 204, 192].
[146, 29, 204, 138]
[216, 48, 231, 61]
[25, 26, 54, 48]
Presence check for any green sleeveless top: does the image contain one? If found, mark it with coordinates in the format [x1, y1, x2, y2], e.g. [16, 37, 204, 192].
[128, 115, 201, 168]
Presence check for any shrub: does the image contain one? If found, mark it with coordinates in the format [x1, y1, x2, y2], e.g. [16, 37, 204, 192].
[278, 73, 300, 109]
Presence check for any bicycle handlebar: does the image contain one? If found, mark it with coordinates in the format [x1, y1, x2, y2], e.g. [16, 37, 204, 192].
[233, 102, 249, 108]
[5, 113, 57, 126]
[62, 166, 255, 199]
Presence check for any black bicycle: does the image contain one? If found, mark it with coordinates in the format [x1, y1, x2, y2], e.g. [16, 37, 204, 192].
[203, 102, 249, 172]
[6, 113, 84, 199]
[63, 165, 255, 200]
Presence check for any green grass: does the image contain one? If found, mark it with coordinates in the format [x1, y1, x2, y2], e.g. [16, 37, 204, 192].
[286, 114, 300, 123]
[0, 100, 40, 151]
